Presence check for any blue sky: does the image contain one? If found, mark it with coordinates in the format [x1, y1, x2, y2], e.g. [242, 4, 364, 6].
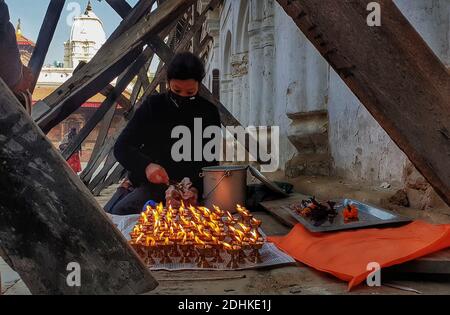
[7, 0, 139, 65]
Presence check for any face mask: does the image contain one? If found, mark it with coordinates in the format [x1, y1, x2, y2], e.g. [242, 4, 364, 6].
[169, 90, 198, 108]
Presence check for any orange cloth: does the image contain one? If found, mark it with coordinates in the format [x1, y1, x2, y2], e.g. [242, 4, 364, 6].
[268, 221, 450, 291]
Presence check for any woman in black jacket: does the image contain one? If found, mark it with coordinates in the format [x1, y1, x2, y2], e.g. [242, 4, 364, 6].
[109, 52, 221, 215]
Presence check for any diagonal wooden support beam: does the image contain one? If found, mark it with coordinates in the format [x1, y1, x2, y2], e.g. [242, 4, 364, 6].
[92, 164, 126, 196]
[105, 0, 133, 18]
[82, 136, 119, 184]
[105, 0, 156, 94]
[72, 61, 132, 110]
[28, 0, 65, 93]
[0, 78, 158, 295]
[33, 0, 195, 134]
[100, 84, 131, 110]
[83, 63, 169, 189]
[61, 47, 155, 161]
[277, 0, 450, 206]
[89, 157, 119, 192]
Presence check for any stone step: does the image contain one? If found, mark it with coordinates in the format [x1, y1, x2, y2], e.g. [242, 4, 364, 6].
[265, 171, 399, 207]
[286, 153, 331, 178]
[287, 111, 329, 154]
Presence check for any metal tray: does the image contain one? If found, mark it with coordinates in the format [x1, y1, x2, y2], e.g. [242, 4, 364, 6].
[286, 199, 412, 233]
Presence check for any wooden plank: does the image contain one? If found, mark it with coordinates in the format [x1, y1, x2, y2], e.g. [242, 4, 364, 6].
[28, 0, 65, 92]
[33, 0, 196, 133]
[66, 60, 132, 110]
[81, 136, 118, 184]
[390, 249, 450, 275]
[105, 0, 133, 18]
[105, 0, 155, 96]
[31, 0, 154, 128]
[61, 46, 155, 161]
[92, 164, 126, 197]
[0, 78, 158, 295]
[100, 84, 131, 110]
[88, 103, 118, 161]
[276, 0, 450, 206]
[89, 157, 119, 192]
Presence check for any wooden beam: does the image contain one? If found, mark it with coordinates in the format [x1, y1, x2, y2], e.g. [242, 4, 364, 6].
[61, 47, 155, 161]
[0, 78, 158, 295]
[88, 103, 118, 163]
[28, 0, 65, 92]
[106, 0, 154, 94]
[105, 0, 133, 19]
[100, 84, 131, 110]
[83, 69, 168, 189]
[33, 0, 195, 134]
[81, 136, 118, 184]
[89, 157, 119, 192]
[92, 164, 126, 196]
[276, 0, 450, 206]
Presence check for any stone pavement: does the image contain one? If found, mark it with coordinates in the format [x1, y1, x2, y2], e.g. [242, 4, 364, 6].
[2, 182, 450, 295]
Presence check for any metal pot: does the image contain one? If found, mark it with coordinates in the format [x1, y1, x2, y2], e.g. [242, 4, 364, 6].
[201, 166, 248, 213]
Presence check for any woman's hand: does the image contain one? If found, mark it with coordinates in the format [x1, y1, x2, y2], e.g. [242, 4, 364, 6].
[145, 163, 169, 185]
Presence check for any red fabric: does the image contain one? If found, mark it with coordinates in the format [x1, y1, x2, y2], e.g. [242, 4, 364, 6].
[268, 221, 450, 291]
[67, 153, 82, 173]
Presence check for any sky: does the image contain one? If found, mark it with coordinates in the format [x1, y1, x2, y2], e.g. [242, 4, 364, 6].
[7, 0, 140, 65]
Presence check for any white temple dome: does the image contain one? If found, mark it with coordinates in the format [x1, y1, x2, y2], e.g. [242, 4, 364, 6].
[64, 1, 106, 68]
[69, 1, 106, 48]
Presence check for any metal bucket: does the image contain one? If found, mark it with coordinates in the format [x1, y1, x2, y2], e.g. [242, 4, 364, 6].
[201, 166, 248, 213]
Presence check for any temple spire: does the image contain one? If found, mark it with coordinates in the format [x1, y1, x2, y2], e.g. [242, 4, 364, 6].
[16, 18, 22, 36]
[85, 0, 93, 14]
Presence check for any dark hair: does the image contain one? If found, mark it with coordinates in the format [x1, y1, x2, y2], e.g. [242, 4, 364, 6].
[167, 52, 205, 82]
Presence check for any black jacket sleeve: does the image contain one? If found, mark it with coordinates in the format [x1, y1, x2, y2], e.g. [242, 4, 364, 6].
[114, 100, 154, 183]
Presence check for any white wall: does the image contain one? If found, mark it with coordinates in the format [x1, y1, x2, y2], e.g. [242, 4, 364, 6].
[328, 0, 449, 184]
[205, 0, 449, 184]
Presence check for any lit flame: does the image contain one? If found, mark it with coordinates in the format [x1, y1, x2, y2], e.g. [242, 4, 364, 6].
[222, 242, 233, 250]
[250, 229, 260, 242]
[251, 218, 261, 225]
[213, 205, 223, 215]
[146, 236, 156, 247]
[202, 230, 212, 240]
[141, 212, 148, 224]
[195, 236, 205, 246]
[238, 223, 251, 234]
[136, 233, 144, 244]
